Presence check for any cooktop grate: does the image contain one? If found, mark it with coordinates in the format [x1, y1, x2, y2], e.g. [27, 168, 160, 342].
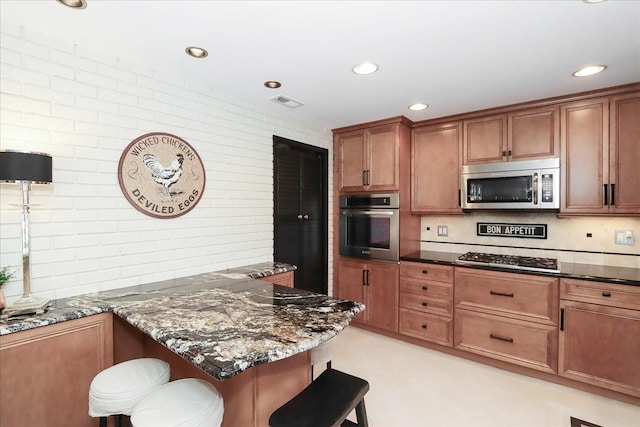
[456, 252, 559, 273]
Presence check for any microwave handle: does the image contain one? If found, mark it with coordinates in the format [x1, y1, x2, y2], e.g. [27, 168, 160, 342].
[533, 173, 538, 205]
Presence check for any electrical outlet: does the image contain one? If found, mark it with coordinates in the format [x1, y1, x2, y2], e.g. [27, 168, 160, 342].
[615, 230, 635, 245]
[437, 225, 448, 237]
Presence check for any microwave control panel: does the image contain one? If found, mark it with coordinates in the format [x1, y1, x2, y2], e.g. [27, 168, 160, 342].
[541, 174, 553, 202]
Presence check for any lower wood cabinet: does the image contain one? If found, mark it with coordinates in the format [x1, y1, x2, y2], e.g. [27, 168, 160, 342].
[399, 262, 454, 346]
[559, 279, 640, 398]
[337, 257, 398, 332]
[453, 267, 559, 373]
[259, 271, 294, 288]
[454, 308, 558, 373]
[0, 313, 114, 427]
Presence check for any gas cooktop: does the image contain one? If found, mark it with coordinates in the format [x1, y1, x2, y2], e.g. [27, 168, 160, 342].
[456, 252, 560, 273]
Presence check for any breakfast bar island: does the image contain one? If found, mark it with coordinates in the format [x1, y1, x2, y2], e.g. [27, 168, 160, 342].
[0, 263, 364, 427]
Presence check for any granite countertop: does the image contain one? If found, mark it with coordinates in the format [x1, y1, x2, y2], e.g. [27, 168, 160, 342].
[0, 262, 365, 380]
[401, 251, 640, 286]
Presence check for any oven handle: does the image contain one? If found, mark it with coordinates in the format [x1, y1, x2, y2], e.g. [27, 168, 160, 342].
[341, 210, 396, 216]
[533, 172, 538, 205]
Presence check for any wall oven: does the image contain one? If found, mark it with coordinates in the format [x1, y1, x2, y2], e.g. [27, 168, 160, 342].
[339, 193, 400, 262]
[461, 158, 560, 210]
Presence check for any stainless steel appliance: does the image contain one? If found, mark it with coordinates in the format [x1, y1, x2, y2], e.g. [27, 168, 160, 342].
[339, 193, 400, 262]
[461, 158, 560, 210]
[455, 252, 560, 273]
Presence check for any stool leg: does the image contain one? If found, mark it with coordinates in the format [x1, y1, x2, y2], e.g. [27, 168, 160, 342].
[115, 414, 122, 427]
[355, 399, 368, 427]
[99, 417, 107, 427]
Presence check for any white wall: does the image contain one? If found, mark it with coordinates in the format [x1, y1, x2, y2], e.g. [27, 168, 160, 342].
[421, 212, 639, 268]
[0, 21, 334, 304]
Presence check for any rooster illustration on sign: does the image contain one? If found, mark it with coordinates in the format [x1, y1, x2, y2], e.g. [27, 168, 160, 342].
[142, 153, 184, 197]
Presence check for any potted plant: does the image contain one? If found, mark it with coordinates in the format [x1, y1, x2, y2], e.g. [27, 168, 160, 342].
[0, 266, 16, 313]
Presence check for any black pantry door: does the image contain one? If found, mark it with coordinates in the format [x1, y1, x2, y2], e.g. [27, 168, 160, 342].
[273, 135, 328, 294]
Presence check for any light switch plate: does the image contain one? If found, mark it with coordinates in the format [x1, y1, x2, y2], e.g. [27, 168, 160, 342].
[615, 229, 635, 245]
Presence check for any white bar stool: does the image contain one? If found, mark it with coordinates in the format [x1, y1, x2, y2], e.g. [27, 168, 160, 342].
[130, 378, 224, 427]
[89, 358, 170, 427]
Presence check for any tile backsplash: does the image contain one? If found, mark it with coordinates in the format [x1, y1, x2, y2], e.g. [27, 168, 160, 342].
[420, 212, 639, 268]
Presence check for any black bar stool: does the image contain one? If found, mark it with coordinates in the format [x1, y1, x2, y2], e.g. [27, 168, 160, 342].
[269, 368, 370, 427]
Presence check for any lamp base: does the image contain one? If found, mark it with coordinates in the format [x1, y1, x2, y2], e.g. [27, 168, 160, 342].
[2, 295, 51, 318]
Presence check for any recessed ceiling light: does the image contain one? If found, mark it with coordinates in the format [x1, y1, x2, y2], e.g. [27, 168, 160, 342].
[264, 81, 282, 89]
[409, 103, 429, 111]
[352, 62, 379, 75]
[185, 47, 208, 58]
[56, 0, 87, 9]
[572, 65, 607, 77]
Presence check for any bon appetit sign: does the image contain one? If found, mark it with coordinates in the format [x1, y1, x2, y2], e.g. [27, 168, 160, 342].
[118, 132, 206, 219]
[477, 222, 547, 239]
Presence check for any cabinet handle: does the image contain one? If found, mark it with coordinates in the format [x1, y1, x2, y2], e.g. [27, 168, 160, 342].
[502, 150, 507, 157]
[560, 308, 565, 331]
[422, 269, 428, 274]
[303, 214, 309, 219]
[297, 214, 303, 219]
[611, 183, 615, 206]
[421, 302, 428, 307]
[458, 189, 461, 207]
[490, 290, 514, 298]
[507, 150, 512, 156]
[421, 324, 427, 329]
[604, 184, 608, 206]
[490, 334, 514, 343]
[362, 170, 367, 186]
[602, 292, 612, 297]
[362, 269, 366, 286]
[365, 269, 370, 286]
[421, 286, 428, 291]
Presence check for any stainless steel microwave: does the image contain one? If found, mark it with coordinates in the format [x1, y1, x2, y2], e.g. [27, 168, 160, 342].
[339, 193, 400, 262]
[461, 158, 560, 210]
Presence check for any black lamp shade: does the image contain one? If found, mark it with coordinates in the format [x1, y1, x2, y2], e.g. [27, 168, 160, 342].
[0, 150, 52, 184]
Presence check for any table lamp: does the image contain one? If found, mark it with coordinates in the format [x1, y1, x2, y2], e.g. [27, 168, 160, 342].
[0, 150, 53, 316]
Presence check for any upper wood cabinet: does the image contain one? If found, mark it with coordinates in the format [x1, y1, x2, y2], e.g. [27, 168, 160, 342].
[561, 92, 640, 215]
[411, 122, 463, 214]
[463, 106, 559, 165]
[335, 120, 409, 193]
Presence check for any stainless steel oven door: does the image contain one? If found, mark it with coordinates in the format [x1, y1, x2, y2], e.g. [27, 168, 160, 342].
[339, 208, 399, 262]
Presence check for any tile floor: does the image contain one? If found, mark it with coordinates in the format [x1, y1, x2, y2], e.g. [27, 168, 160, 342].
[328, 326, 639, 427]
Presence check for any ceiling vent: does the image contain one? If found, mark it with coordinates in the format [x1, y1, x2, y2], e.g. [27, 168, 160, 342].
[270, 94, 304, 109]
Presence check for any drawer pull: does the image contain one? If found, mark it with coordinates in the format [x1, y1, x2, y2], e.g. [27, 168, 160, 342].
[421, 302, 428, 307]
[421, 324, 427, 329]
[422, 270, 428, 274]
[490, 290, 514, 298]
[490, 334, 514, 343]
[602, 292, 612, 297]
[421, 286, 428, 291]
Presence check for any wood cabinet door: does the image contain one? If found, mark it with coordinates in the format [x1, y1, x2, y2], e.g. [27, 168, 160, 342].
[610, 92, 640, 215]
[559, 300, 640, 397]
[337, 258, 367, 323]
[508, 105, 559, 161]
[411, 123, 463, 214]
[337, 130, 366, 192]
[366, 260, 399, 332]
[560, 97, 609, 214]
[367, 124, 400, 191]
[0, 314, 113, 427]
[463, 115, 507, 164]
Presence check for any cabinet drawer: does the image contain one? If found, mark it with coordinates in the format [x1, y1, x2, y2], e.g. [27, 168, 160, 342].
[399, 293, 452, 317]
[400, 262, 454, 283]
[455, 267, 558, 325]
[561, 278, 640, 310]
[400, 277, 453, 299]
[399, 308, 453, 347]
[454, 309, 557, 373]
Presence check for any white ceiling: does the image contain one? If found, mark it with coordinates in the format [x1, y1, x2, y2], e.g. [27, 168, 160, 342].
[1, 0, 639, 130]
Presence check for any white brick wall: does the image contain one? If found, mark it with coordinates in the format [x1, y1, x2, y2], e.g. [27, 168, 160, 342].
[0, 20, 334, 303]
